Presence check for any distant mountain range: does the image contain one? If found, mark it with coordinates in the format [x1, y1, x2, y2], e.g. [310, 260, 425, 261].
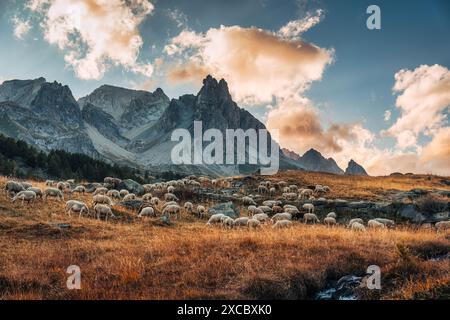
[0, 75, 367, 176]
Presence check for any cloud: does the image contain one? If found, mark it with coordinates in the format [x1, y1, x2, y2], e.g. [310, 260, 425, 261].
[278, 9, 324, 40]
[419, 126, 450, 175]
[24, 0, 154, 80]
[12, 16, 32, 39]
[166, 7, 188, 29]
[383, 64, 450, 148]
[384, 110, 391, 121]
[164, 25, 333, 105]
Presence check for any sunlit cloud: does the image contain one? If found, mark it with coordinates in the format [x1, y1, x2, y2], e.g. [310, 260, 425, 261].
[12, 16, 32, 40]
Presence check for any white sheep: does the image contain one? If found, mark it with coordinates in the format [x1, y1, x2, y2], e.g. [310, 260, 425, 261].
[324, 217, 337, 226]
[11, 190, 36, 206]
[303, 213, 320, 224]
[119, 189, 129, 198]
[4, 180, 25, 196]
[247, 218, 261, 229]
[234, 217, 250, 227]
[93, 187, 108, 196]
[142, 193, 153, 201]
[138, 207, 155, 218]
[167, 185, 175, 193]
[150, 197, 160, 206]
[93, 194, 113, 206]
[221, 216, 235, 229]
[272, 205, 283, 213]
[163, 204, 181, 219]
[302, 203, 314, 213]
[271, 212, 292, 222]
[241, 196, 256, 206]
[197, 205, 207, 219]
[368, 219, 386, 229]
[326, 212, 337, 219]
[20, 182, 32, 189]
[258, 205, 272, 213]
[289, 185, 298, 192]
[27, 187, 43, 199]
[45, 180, 55, 186]
[435, 221, 450, 232]
[285, 207, 299, 215]
[269, 187, 276, 196]
[252, 213, 269, 222]
[71, 186, 86, 195]
[207, 213, 226, 226]
[299, 189, 313, 199]
[107, 189, 121, 200]
[184, 202, 193, 213]
[348, 218, 364, 228]
[43, 188, 64, 201]
[373, 218, 395, 228]
[351, 222, 366, 232]
[94, 204, 115, 221]
[65, 200, 89, 218]
[263, 200, 281, 207]
[122, 193, 136, 202]
[164, 192, 179, 202]
[258, 185, 269, 194]
[272, 220, 293, 229]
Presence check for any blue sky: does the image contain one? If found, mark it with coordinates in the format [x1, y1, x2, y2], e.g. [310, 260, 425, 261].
[0, 0, 449, 175]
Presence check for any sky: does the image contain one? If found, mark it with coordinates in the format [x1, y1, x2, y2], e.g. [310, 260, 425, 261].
[0, 0, 449, 176]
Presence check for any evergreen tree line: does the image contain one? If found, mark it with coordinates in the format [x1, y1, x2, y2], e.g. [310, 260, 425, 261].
[0, 134, 142, 182]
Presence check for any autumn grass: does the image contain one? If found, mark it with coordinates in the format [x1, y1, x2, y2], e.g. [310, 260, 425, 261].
[0, 174, 449, 300]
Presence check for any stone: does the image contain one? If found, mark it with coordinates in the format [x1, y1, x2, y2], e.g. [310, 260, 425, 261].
[117, 179, 145, 196]
[208, 201, 240, 218]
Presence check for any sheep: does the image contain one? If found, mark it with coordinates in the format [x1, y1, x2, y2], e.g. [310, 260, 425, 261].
[11, 190, 36, 206]
[92, 194, 113, 206]
[348, 218, 364, 228]
[164, 193, 179, 202]
[221, 216, 235, 229]
[258, 205, 272, 213]
[284, 207, 300, 215]
[269, 187, 276, 196]
[94, 204, 115, 221]
[303, 213, 320, 224]
[258, 185, 269, 194]
[234, 217, 250, 227]
[57, 181, 69, 192]
[167, 186, 175, 193]
[368, 220, 386, 229]
[289, 185, 298, 192]
[241, 196, 256, 206]
[207, 213, 226, 226]
[162, 204, 181, 219]
[299, 189, 313, 199]
[302, 203, 315, 213]
[71, 185, 86, 195]
[66, 179, 75, 185]
[163, 201, 178, 209]
[282, 187, 290, 193]
[271, 212, 292, 222]
[373, 218, 395, 228]
[435, 221, 450, 232]
[247, 205, 258, 216]
[65, 200, 89, 218]
[122, 193, 136, 202]
[184, 202, 194, 213]
[4, 181, 25, 196]
[282, 192, 297, 200]
[253, 213, 269, 223]
[324, 217, 337, 226]
[119, 189, 129, 198]
[142, 193, 153, 201]
[43, 188, 64, 201]
[351, 222, 366, 232]
[93, 187, 108, 196]
[138, 207, 155, 218]
[20, 182, 33, 189]
[272, 220, 293, 229]
[247, 218, 261, 229]
[196, 205, 207, 219]
[27, 187, 43, 199]
[107, 189, 121, 200]
[45, 180, 55, 186]
[326, 212, 337, 219]
[272, 205, 283, 213]
[150, 197, 160, 206]
[262, 200, 281, 207]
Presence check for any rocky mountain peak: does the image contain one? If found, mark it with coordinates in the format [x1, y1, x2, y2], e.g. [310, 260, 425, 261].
[282, 147, 344, 174]
[345, 159, 368, 176]
[198, 75, 232, 104]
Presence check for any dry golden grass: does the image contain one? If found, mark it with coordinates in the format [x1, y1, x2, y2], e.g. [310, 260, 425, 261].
[0, 174, 449, 300]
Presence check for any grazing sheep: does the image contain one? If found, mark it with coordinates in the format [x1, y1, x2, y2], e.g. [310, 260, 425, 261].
[142, 193, 153, 201]
[27, 187, 43, 199]
[107, 189, 121, 200]
[289, 185, 298, 192]
[11, 190, 36, 206]
[162, 201, 178, 209]
[184, 202, 194, 213]
[93, 187, 108, 196]
[271, 212, 292, 222]
[66, 179, 75, 185]
[119, 189, 129, 198]
[348, 218, 364, 228]
[247, 218, 261, 229]
[351, 222, 366, 232]
[435, 221, 450, 232]
[302, 203, 315, 213]
[262, 200, 281, 207]
[258, 205, 272, 213]
[197, 205, 207, 219]
[253, 213, 269, 222]
[272, 205, 283, 213]
[164, 193, 179, 202]
[150, 197, 160, 206]
[282, 187, 290, 193]
[373, 218, 395, 228]
[4, 181, 25, 196]
[234, 217, 250, 227]
[258, 185, 269, 194]
[326, 212, 337, 219]
[65, 200, 89, 218]
[283, 192, 297, 200]
[167, 186, 175, 193]
[71, 185, 86, 195]
[303, 213, 320, 224]
[299, 189, 313, 199]
[247, 205, 257, 216]
[57, 181, 69, 191]
[163, 204, 181, 219]
[241, 196, 256, 206]
[272, 220, 293, 229]
[284, 207, 300, 215]
[93, 194, 113, 206]
[94, 204, 115, 221]
[324, 217, 337, 226]
[368, 220, 386, 229]
[221, 216, 235, 229]
[138, 207, 155, 218]
[20, 182, 33, 189]
[207, 213, 226, 226]
[122, 193, 136, 202]
[45, 180, 55, 186]
[43, 188, 64, 201]
[269, 187, 276, 196]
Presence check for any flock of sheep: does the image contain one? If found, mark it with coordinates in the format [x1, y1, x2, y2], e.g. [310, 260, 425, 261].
[2, 177, 450, 232]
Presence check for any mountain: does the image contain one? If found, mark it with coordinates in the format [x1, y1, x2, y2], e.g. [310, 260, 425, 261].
[282, 148, 344, 174]
[345, 159, 368, 176]
[0, 78, 96, 156]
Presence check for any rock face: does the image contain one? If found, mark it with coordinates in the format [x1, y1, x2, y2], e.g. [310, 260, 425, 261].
[208, 201, 240, 218]
[345, 159, 368, 176]
[283, 148, 344, 174]
[117, 179, 145, 196]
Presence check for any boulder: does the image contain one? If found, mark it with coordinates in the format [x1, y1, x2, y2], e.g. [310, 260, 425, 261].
[208, 201, 240, 218]
[397, 204, 425, 223]
[119, 200, 142, 210]
[117, 179, 144, 196]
